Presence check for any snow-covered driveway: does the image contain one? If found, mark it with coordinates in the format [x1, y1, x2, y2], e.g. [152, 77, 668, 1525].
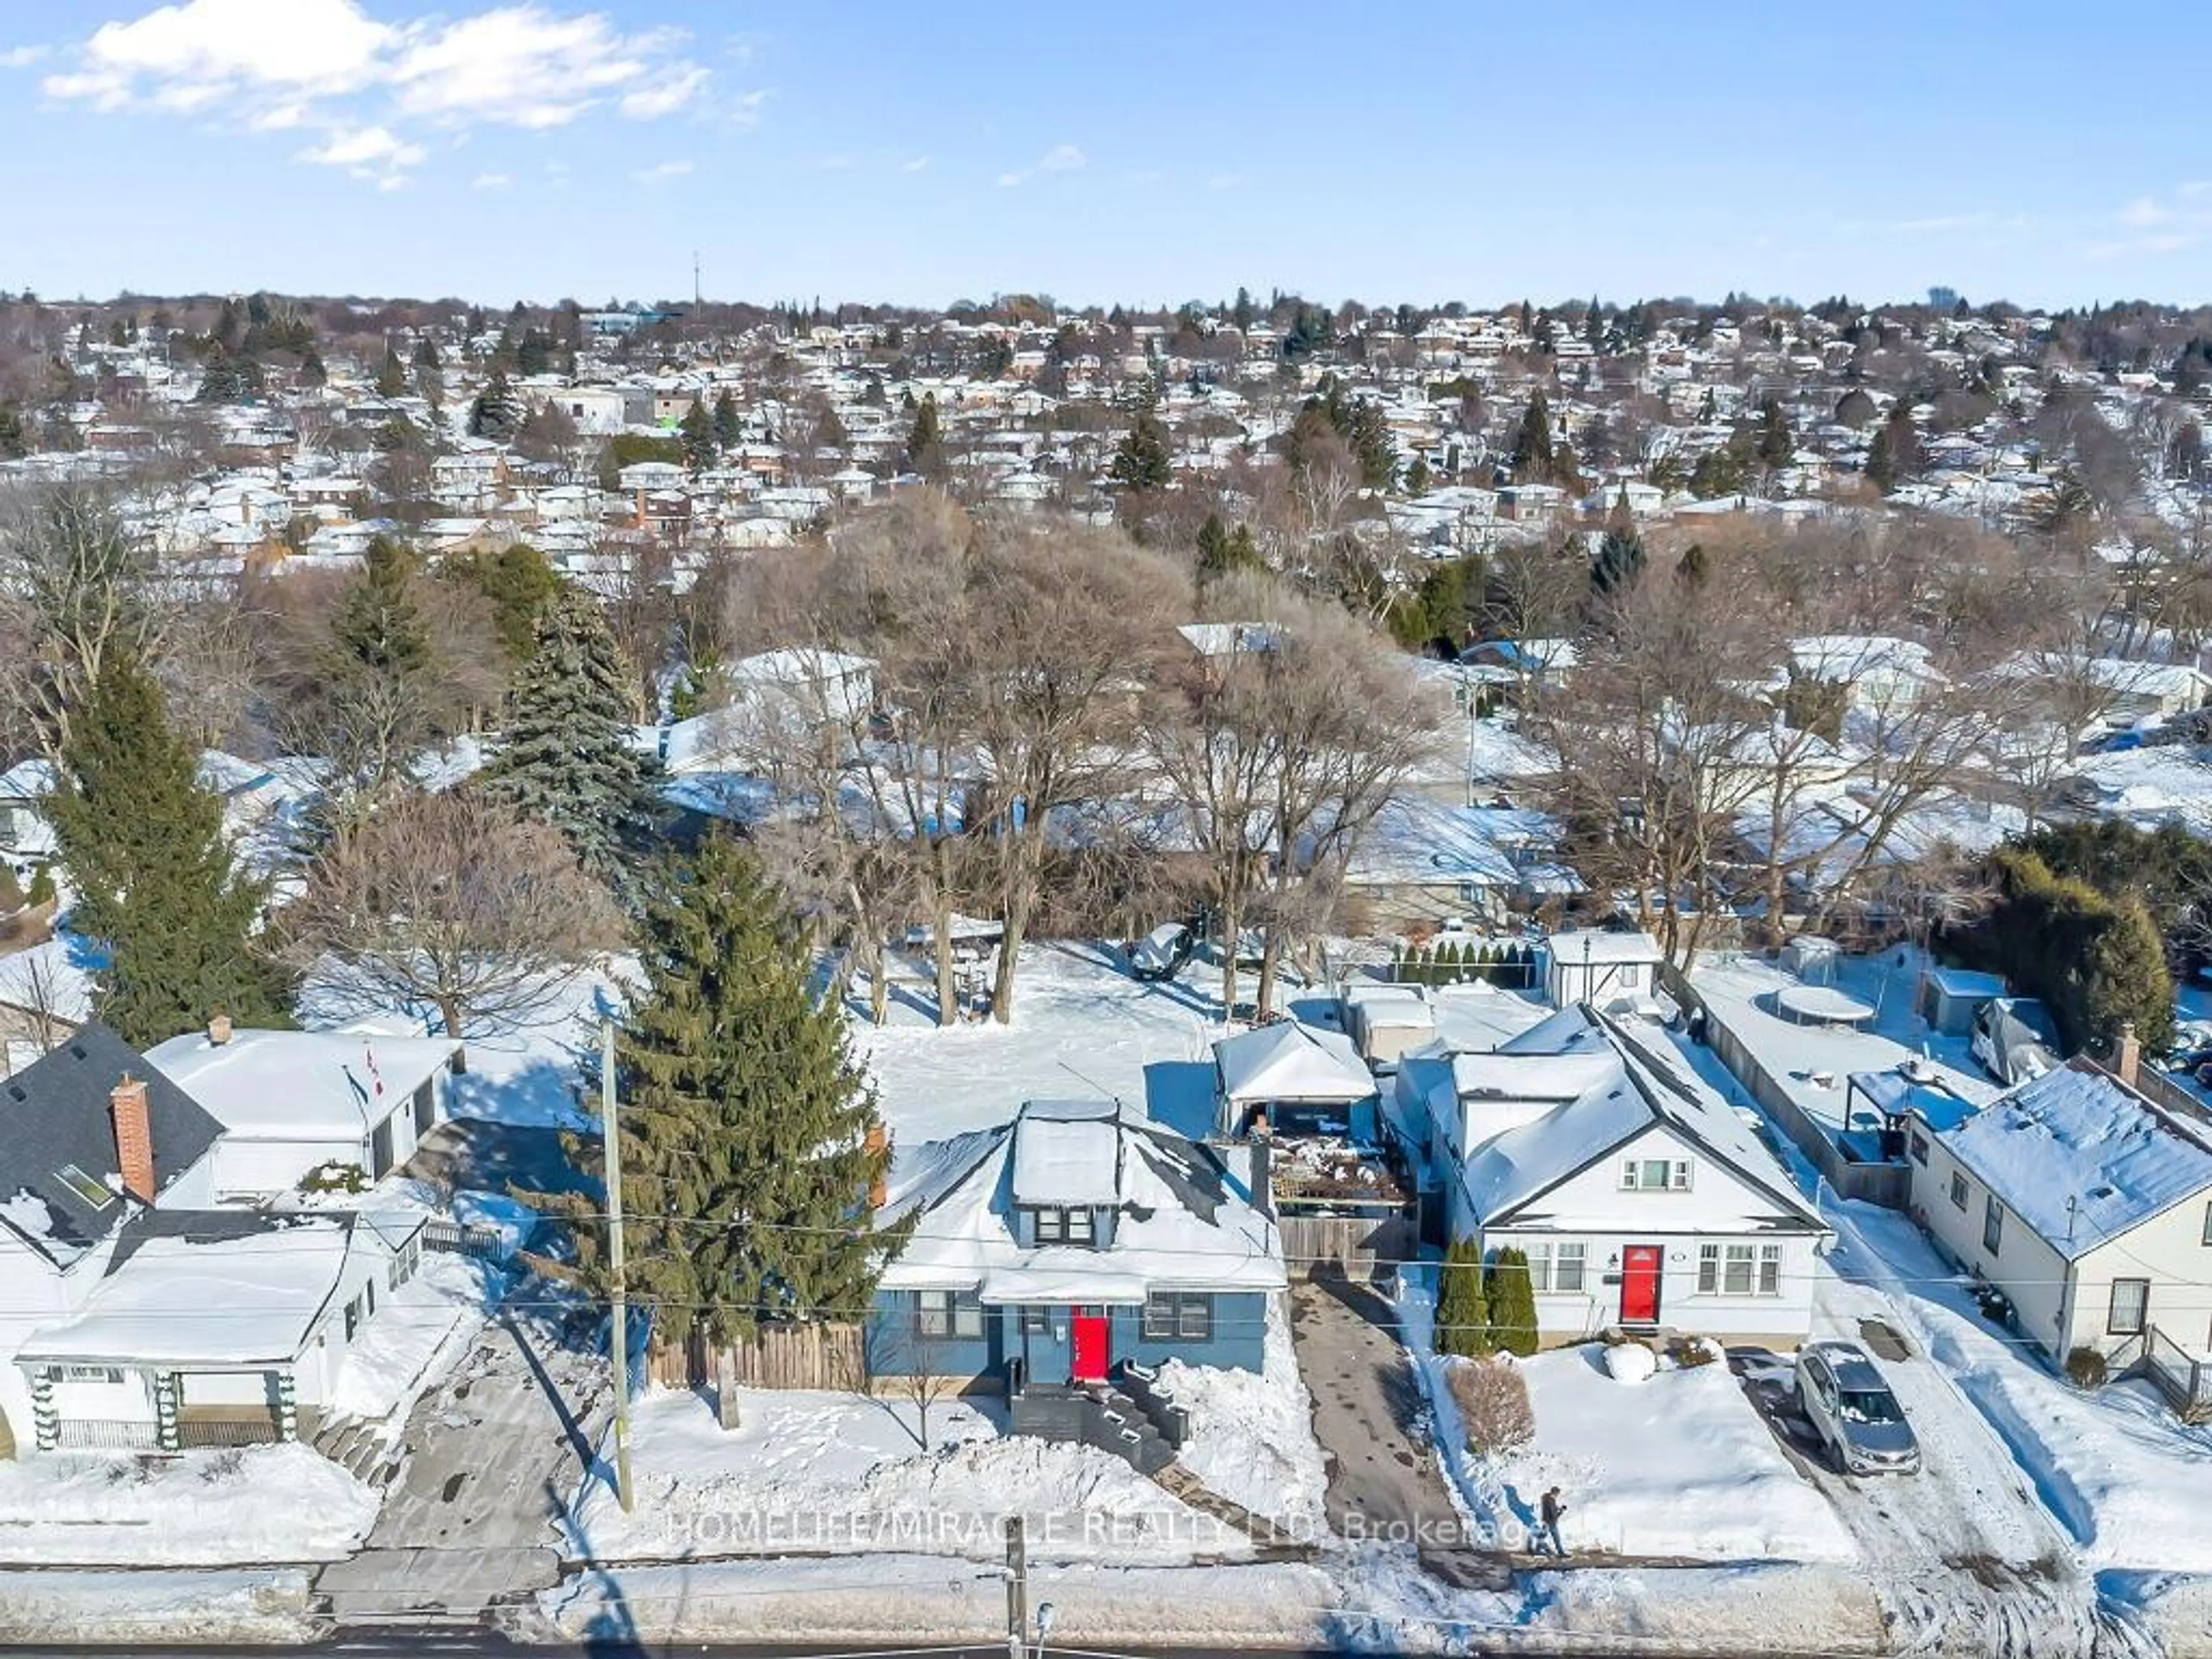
[1731, 1216, 2160, 1657]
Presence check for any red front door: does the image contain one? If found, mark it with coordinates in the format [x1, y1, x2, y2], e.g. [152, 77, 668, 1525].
[1070, 1310, 1108, 1382]
[1620, 1246, 1662, 1324]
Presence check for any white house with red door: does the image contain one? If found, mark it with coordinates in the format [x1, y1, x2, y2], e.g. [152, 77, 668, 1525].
[1399, 1005, 1827, 1346]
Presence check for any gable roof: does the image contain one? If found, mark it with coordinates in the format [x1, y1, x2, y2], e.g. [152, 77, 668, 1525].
[1933, 1061, 2212, 1261]
[1459, 1010, 1824, 1233]
[0, 1022, 225, 1268]
[145, 1028, 461, 1142]
[1213, 1021, 1376, 1104]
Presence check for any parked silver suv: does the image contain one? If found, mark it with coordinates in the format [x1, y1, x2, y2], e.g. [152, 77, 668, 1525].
[1797, 1340, 1921, 1476]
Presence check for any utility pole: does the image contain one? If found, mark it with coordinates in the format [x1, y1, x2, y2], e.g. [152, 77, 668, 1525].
[602, 1018, 635, 1513]
[1003, 1514, 1028, 1659]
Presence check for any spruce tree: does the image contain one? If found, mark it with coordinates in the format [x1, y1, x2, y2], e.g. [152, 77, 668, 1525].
[482, 586, 660, 887]
[712, 388, 743, 452]
[1111, 396, 1174, 491]
[904, 392, 946, 479]
[1488, 1247, 1540, 1356]
[524, 835, 896, 1340]
[468, 369, 524, 440]
[374, 346, 408, 399]
[46, 656, 290, 1046]
[680, 397, 717, 472]
[1436, 1238, 1493, 1356]
[1510, 391, 1555, 483]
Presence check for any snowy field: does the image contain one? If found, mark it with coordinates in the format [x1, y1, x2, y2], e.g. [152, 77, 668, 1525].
[1453, 1346, 1854, 1563]
[569, 1384, 1256, 1566]
[0, 1443, 376, 1565]
[854, 943, 1232, 1161]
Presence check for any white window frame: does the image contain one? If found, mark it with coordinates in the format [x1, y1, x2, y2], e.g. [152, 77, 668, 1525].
[1525, 1241, 1554, 1291]
[1555, 1241, 1588, 1294]
[1697, 1243, 1719, 1294]
[1722, 1243, 1755, 1297]
[1758, 1244, 1782, 1297]
[916, 1289, 952, 1339]
[1950, 1172, 1970, 1211]
[1983, 1195, 2003, 1257]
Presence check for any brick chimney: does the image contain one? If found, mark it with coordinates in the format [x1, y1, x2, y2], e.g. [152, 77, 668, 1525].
[864, 1122, 889, 1211]
[2115, 1021, 2142, 1090]
[207, 1010, 233, 1047]
[111, 1074, 156, 1201]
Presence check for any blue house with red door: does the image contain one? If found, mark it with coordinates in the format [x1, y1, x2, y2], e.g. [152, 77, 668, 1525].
[866, 1100, 1285, 1411]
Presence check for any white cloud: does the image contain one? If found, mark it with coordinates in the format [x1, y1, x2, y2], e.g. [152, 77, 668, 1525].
[902, 156, 930, 174]
[2119, 196, 2174, 229]
[41, 0, 718, 186]
[1206, 172, 1244, 191]
[998, 141, 1085, 187]
[620, 63, 708, 119]
[472, 171, 513, 189]
[631, 157, 692, 185]
[0, 44, 50, 70]
[297, 123, 428, 187]
[2086, 185, 2212, 261]
[44, 0, 394, 109]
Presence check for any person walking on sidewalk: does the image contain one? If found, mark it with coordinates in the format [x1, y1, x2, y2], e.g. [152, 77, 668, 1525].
[1539, 1486, 1568, 1557]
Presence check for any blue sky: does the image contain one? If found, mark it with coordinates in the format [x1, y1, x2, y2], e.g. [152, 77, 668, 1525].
[1, 0, 2206, 310]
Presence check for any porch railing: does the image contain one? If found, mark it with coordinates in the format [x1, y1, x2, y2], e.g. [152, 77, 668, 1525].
[52, 1419, 163, 1453]
[2144, 1325, 2212, 1421]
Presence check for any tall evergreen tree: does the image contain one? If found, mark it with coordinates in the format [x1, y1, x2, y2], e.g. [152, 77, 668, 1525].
[482, 586, 659, 886]
[679, 397, 717, 472]
[46, 656, 290, 1046]
[334, 535, 430, 677]
[1435, 1238, 1493, 1356]
[1487, 1247, 1540, 1357]
[1109, 391, 1174, 491]
[711, 388, 744, 452]
[468, 369, 524, 440]
[1510, 391, 1555, 483]
[374, 346, 408, 399]
[521, 835, 896, 1340]
[1755, 393, 1794, 469]
[904, 392, 946, 479]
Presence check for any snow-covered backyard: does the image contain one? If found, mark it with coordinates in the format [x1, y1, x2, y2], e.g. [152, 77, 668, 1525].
[853, 943, 1229, 1161]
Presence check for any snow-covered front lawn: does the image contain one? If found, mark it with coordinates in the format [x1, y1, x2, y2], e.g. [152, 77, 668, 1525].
[0, 1444, 376, 1565]
[1452, 1345, 1854, 1563]
[1156, 1295, 1330, 1525]
[569, 1384, 1253, 1566]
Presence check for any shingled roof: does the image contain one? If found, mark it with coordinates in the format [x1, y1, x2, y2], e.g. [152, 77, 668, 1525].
[0, 1022, 224, 1268]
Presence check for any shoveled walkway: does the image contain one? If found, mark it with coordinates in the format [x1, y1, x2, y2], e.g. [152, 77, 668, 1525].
[1288, 1275, 1506, 1591]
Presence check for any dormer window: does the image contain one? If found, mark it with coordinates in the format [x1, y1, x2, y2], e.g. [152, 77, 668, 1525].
[1033, 1206, 1094, 1247]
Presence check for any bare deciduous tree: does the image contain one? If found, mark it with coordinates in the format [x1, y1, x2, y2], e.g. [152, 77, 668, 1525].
[281, 787, 623, 1039]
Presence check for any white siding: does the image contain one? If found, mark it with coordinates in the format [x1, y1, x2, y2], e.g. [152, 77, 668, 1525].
[1479, 1123, 1820, 1343]
[0, 1229, 118, 1440]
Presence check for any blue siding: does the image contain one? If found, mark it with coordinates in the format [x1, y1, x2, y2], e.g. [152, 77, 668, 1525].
[864, 1288, 999, 1380]
[1114, 1291, 1267, 1373]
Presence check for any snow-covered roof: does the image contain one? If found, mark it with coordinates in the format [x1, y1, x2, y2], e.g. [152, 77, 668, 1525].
[1213, 1021, 1376, 1105]
[878, 1101, 1284, 1301]
[18, 1211, 372, 1366]
[1933, 1063, 2212, 1260]
[1458, 1010, 1824, 1232]
[1008, 1099, 1120, 1206]
[145, 1029, 463, 1142]
[1545, 929, 1665, 968]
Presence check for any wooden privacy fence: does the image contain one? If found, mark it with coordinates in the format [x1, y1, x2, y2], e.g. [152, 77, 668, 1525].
[650, 1320, 866, 1392]
[1278, 1206, 1417, 1284]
